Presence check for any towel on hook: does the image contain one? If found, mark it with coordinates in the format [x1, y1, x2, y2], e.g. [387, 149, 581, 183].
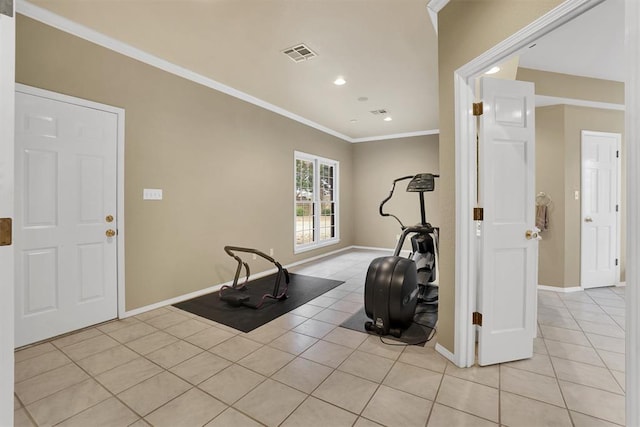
[536, 204, 548, 231]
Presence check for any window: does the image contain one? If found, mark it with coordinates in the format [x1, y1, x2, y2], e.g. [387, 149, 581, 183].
[294, 151, 339, 252]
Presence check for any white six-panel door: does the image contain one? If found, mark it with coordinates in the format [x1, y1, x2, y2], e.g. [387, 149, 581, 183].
[15, 88, 118, 347]
[477, 77, 537, 366]
[581, 130, 621, 288]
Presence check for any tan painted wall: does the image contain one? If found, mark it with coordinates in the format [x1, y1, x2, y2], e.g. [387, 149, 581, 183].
[16, 15, 355, 311]
[438, 0, 563, 353]
[536, 105, 566, 286]
[352, 135, 440, 250]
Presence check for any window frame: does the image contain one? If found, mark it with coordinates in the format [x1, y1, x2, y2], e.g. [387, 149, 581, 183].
[293, 151, 340, 253]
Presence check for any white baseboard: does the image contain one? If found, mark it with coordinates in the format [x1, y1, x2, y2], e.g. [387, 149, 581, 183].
[122, 245, 358, 318]
[286, 245, 355, 268]
[351, 245, 395, 253]
[537, 284, 582, 293]
[617, 281, 627, 287]
[435, 343, 457, 365]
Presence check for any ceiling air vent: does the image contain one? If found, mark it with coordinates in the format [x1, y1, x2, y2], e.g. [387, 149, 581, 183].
[282, 44, 317, 62]
[370, 109, 388, 115]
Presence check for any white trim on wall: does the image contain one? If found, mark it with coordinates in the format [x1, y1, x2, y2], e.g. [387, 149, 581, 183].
[426, 0, 450, 34]
[350, 129, 440, 144]
[537, 285, 582, 293]
[625, 0, 640, 424]
[0, 7, 15, 427]
[16, 0, 439, 145]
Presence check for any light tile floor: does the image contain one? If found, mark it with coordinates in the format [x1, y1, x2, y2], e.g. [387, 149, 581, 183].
[13, 249, 626, 426]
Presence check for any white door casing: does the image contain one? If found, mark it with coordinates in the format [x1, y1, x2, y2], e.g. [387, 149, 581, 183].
[581, 130, 621, 288]
[477, 77, 537, 366]
[15, 87, 120, 347]
[0, 6, 15, 426]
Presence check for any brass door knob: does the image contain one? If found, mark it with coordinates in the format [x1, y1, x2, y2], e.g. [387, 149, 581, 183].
[525, 230, 539, 240]
[106, 215, 114, 223]
[585, 216, 593, 222]
[106, 229, 116, 238]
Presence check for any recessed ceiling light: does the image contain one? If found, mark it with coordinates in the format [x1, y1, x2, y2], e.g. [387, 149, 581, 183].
[334, 77, 346, 86]
[350, 119, 358, 123]
[485, 66, 501, 75]
[384, 117, 393, 122]
[358, 97, 368, 102]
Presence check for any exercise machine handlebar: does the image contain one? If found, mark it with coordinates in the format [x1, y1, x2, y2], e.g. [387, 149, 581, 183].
[223, 246, 289, 290]
[379, 175, 414, 230]
[379, 174, 440, 229]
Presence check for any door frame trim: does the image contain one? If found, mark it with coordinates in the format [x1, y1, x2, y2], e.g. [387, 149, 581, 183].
[452, 0, 639, 424]
[580, 130, 622, 288]
[15, 83, 126, 320]
[450, 0, 607, 369]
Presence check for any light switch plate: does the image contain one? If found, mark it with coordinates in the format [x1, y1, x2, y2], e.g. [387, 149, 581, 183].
[143, 188, 163, 200]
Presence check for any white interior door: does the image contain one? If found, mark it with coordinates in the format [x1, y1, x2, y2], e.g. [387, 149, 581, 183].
[581, 130, 620, 289]
[0, 7, 16, 426]
[477, 77, 537, 366]
[15, 88, 118, 347]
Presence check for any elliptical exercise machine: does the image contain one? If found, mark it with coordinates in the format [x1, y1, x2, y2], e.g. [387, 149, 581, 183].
[364, 173, 439, 338]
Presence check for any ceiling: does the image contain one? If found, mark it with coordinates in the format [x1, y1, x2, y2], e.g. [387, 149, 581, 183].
[22, 0, 623, 142]
[519, 0, 624, 83]
[26, 0, 439, 141]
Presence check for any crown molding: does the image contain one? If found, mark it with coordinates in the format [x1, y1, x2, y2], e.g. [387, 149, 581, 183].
[426, 0, 450, 34]
[351, 129, 440, 143]
[17, 0, 439, 144]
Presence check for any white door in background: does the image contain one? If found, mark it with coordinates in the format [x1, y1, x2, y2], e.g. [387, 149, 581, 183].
[15, 88, 118, 347]
[581, 130, 621, 289]
[477, 77, 537, 366]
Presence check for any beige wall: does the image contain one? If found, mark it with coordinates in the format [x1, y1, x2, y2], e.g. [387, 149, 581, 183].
[16, 15, 355, 311]
[353, 135, 440, 250]
[536, 105, 566, 286]
[517, 68, 625, 105]
[438, 0, 563, 353]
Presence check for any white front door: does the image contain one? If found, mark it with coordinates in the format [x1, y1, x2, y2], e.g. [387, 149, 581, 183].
[477, 77, 537, 366]
[581, 130, 621, 288]
[15, 88, 119, 347]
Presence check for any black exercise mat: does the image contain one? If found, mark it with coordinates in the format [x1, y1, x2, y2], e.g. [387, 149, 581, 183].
[173, 274, 343, 332]
[340, 306, 437, 346]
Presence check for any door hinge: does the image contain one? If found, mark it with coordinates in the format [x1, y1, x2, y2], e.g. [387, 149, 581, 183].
[473, 207, 484, 221]
[616, 150, 619, 158]
[616, 204, 619, 212]
[473, 102, 483, 116]
[472, 312, 483, 326]
[615, 258, 619, 266]
[0, 218, 12, 246]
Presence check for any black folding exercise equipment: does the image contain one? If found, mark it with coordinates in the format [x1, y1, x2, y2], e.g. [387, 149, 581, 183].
[364, 173, 439, 337]
[219, 246, 290, 309]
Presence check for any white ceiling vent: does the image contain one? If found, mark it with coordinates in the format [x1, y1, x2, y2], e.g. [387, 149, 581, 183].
[369, 109, 388, 115]
[282, 44, 317, 62]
